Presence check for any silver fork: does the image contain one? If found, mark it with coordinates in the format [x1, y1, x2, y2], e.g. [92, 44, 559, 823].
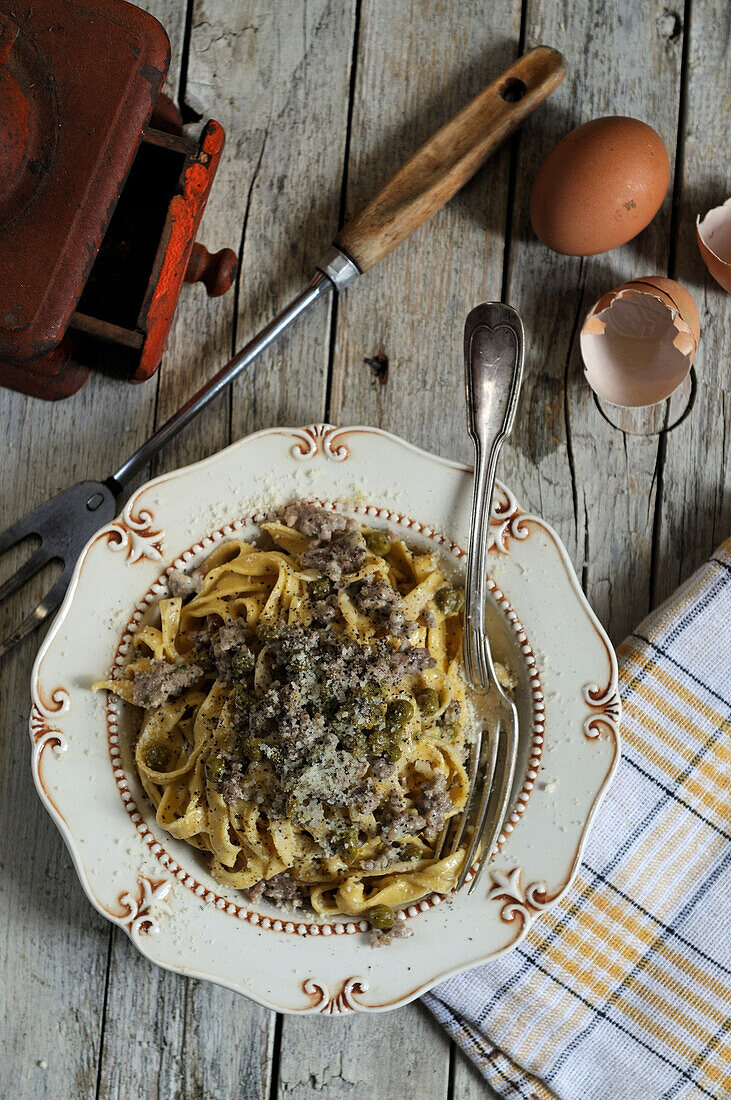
[446, 303, 525, 894]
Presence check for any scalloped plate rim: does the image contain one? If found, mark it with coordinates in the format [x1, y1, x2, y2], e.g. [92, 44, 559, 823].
[29, 422, 621, 1014]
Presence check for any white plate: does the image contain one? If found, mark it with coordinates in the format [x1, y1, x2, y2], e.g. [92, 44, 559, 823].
[30, 424, 620, 1014]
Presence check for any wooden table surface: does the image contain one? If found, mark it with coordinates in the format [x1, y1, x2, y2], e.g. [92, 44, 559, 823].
[2, 2, 728, 1097]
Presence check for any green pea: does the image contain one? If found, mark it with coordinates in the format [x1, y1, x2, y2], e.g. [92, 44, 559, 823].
[232, 682, 253, 710]
[360, 682, 384, 699]
[237, 736, 262, 762]
[365, 531, 392, 557]
[401, 842, 423, 861]
[256, 623, 278, 643]
[415, 687, 440, 716]
[435, 586, 465, 615]
[263, 744, 283, 771]
[340, 825, 360, 863]
[439, 719, 460, 742]
[144, 743, 171, 771]
[319, 680, 341, 707]
[293, 654, 315, 678]
[308, 576, 333, 601]
[349, 732, 368, 759]
[206, 754, 226, 784]
[385, 699, 414, 732]
[368, 728, 390, 757]
[384, 738, 403, 764]
[231, 645, 255, 678]
[368, 904, 394, 930]
[356, 696, 386, 728]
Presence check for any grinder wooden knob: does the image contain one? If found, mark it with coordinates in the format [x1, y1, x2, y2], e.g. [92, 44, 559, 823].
[184, 243, 238, 297]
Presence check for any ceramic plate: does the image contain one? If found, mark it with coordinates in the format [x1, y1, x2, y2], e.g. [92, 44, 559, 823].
[30, 424, 621, 1014]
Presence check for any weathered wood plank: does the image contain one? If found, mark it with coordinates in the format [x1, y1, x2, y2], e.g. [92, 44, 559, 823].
[330, 1, 521, 466]
[277, 1005, 451, 1099]
[653, 0, 731, 603]
[0, 3, 191, 1095]
[224, 0, 358, 440]
[497, 1, 686, 644]
[0, 653, 108, 1099]
[98, 2, 357, 1098]
[99, 933, 275, 1100]
[317, 1, 521, 1096]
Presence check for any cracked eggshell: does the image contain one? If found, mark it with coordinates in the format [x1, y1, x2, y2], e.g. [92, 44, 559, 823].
[580, 276, 700, 407]
[697, 198, 731, 293]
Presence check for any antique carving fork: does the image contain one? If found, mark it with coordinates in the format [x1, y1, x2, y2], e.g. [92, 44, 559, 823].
[446, 303, 525, 894]
[0, 48, 563, 661]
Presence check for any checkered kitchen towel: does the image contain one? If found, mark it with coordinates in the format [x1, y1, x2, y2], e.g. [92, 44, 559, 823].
[424, 539, 731, 1100]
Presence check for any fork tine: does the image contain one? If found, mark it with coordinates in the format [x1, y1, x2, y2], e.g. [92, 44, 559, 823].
[463, 723, 508, 893]
[0, 509, 42, 556]
[0, 549, 51, 605]
[455, 721, 501, 891]
[431, 724, 484, 862]
[0, 574, 70, 662]
[442, 722, 488, 861]
[466, 709, 519, 895]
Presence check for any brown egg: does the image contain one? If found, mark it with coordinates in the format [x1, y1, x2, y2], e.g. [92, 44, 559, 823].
[530, 117, 670, 255]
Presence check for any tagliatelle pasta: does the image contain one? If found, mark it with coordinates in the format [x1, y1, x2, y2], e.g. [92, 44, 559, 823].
[96, 502, 480, 930]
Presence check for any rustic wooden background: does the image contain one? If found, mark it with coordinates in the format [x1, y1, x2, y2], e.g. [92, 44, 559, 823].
[2, 1, 728, 1097]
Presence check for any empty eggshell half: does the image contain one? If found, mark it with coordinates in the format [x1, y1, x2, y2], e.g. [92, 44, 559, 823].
[581, 276, 700, 407]
[697, 198, 731, 292]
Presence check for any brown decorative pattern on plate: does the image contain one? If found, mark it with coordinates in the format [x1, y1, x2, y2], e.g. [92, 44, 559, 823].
[284, 423, 351, 462]
[488, 482, 531, 554]
[106, 875, 171, 941]
[486, 866, 555, 928]
[582, 683, 622, 742]
[102, 501, 165, 564]
[30, 685, 70, 810]
[298, 977, 370, 1014]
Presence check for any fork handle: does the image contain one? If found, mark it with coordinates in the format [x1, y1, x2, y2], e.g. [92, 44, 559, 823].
[463, 304, 525, 688]
[334, 47, 565, 272]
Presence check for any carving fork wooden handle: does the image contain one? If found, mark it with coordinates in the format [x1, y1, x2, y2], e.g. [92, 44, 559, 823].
[334, 45, 566, 273]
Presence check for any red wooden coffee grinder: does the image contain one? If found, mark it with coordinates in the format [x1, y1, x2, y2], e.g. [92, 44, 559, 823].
[0, 0, 238, 399]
